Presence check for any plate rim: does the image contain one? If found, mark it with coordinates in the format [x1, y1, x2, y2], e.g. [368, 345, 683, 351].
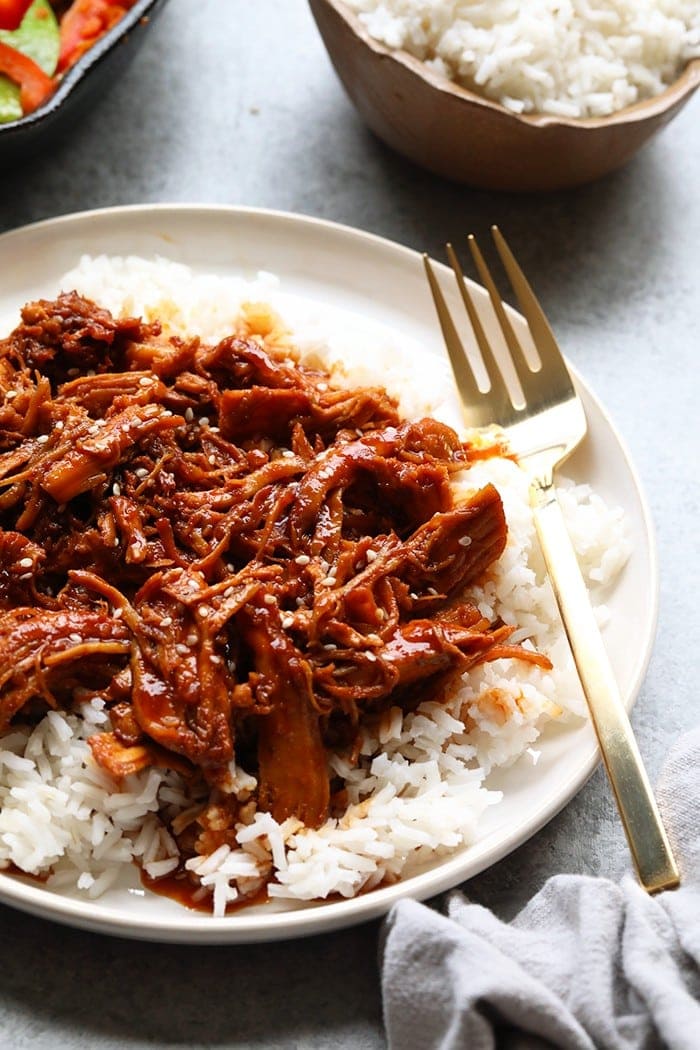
[0, 203, 659, 942]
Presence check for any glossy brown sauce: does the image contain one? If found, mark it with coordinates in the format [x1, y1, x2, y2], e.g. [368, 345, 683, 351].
[4, 859, 387, 913]
[140, 867, 391, 913]
[2, 862, 49, 884]
[140, 868, 270, 915]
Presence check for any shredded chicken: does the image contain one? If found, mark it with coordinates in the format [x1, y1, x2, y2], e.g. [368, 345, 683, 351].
[0, 292, 551, 831]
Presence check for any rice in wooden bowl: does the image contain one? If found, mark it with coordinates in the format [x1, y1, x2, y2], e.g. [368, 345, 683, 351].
[310, 0, 700, 190]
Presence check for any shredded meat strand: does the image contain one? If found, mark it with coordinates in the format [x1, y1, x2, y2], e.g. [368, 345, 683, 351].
[0, 292, 551, 831]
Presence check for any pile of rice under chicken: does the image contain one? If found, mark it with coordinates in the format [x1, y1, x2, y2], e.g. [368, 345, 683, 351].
[0, 258, 630, 915]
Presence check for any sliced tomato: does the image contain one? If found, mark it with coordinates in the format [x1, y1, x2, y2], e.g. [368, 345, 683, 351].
[0, 38, 54, 111]
[0, 0, 33, 32]
[58, 0, 134, 72]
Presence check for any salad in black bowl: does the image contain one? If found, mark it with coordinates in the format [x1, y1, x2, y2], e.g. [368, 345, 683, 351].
[0, 0, 167, 156]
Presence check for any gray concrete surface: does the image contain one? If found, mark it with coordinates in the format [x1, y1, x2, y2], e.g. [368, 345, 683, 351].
[0, 1, 698, 1046]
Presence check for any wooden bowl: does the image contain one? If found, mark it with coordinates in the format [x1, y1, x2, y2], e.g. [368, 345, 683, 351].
[309, 0, 700, 191]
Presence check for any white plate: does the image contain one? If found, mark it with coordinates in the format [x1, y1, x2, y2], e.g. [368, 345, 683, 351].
[0, 205, 657, 943]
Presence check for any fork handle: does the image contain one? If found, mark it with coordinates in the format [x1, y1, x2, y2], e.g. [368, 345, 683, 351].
[531, 480, 679, 894]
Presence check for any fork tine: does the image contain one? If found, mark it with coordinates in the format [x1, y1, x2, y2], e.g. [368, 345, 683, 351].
[490, 226, 571, 384]
[467, 234, 528, 363]
[422, 253, 482, 410]
[445, 243, 510, 405]
[467, 233, 544, 404]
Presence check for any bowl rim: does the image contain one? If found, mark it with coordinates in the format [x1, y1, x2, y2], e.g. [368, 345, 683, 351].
[0, 0, 166, 133]
[319, 0, 700, 129]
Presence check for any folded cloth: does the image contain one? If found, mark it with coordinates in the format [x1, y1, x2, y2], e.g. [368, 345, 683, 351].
[381, 728, 700, 1050]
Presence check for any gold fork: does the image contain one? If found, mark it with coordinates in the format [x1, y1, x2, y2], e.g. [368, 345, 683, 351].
[424, 227, 679, 894]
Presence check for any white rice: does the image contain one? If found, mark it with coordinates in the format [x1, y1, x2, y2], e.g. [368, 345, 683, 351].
[0, 701, 183, 895]
[345, 0, 700, 118]
[0, 256, 632, 914]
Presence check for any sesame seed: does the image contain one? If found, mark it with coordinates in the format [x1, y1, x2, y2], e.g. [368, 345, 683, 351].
[210, 654, 222, 665]
[160, 617, 173, 628]
[5, 390, 17, 400]
[295, 597, 305, 607]
[188, 580, 199, 591]
[198, 605, 211, 618]
[185, 407, 194, 422]
[295, 554, 310, 566]
[263, 594, 275, 606]
[321, 575, 336, 587]
[367, 634, 383, 645]
[113, 537, 120, 547]
[366, 652, 377, 663]
[281, 615, 294, 629]
[87, 426, 99, 436]
[223, 586, 235, 598]
[366, 550, 377, 562]
[86, 370, 96, 378]
[54, 421, 64, 431]
[113, 608, 123, 620]
[458, 536, 472, 547]
[377, 609, 387, 621]
[69, 633, 82, 644]
[138, 377, 151, 387]
[36, 434, 49, 445]
[317, 383, 328, 392]
[323, 643, 337, 651]
[18, 557, 33, 569]
[282, 450, 295, 459]
[355, 429, 363, 438]
[19, 572, 32, 581]
[208, 454, 216, 465]
[112, 483, 121, 496]
[186, 634, 198, 645]
[427, 587, 438, 596]
[198, 416, 209, 427]
[135, 467, 148, 478]
[176, 644, 189, 655]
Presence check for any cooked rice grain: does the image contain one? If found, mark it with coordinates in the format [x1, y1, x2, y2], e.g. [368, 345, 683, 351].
[346, 0, 700, 117]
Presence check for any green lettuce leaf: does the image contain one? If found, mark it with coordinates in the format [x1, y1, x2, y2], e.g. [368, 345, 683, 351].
[0, 0, 60, 124]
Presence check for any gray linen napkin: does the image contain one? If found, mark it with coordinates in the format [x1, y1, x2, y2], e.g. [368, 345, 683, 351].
[381, 727, 700, 1050]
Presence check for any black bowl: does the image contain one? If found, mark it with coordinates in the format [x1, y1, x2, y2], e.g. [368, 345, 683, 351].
[0, 0, 169, 161]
